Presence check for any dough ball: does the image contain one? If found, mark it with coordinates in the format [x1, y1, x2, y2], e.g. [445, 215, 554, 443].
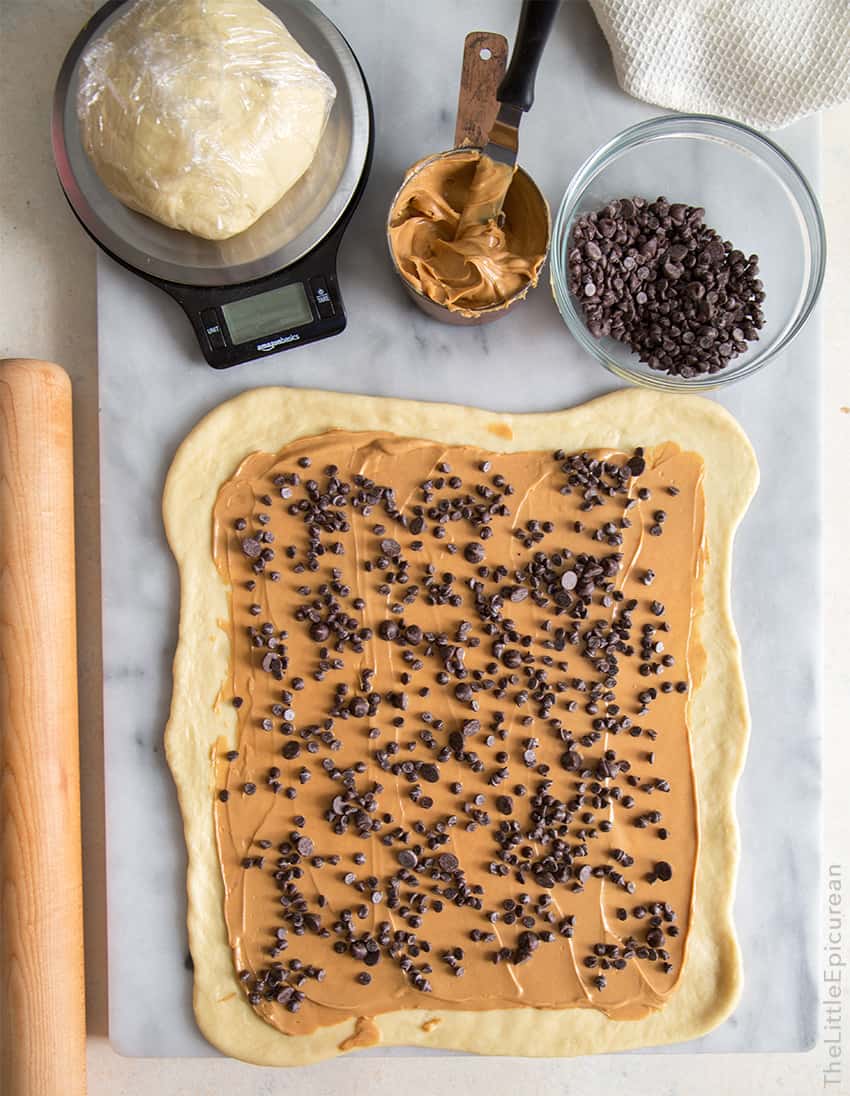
[77, 0, 336, 240]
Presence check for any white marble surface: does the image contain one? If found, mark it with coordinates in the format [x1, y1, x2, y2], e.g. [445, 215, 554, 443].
[2, 0, 849, 1093]
[95, 0, 820, 1058]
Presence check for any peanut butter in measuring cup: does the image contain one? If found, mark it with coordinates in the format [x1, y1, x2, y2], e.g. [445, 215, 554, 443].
[386, 147, 550, 326]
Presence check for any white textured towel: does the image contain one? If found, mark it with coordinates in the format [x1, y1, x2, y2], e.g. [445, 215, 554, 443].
[590, 0, 850, 129]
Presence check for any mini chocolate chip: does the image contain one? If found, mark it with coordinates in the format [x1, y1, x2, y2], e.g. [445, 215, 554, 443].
[464, 542, 485, 564]
[654, 860, 673, 881]
[296, 836, 314, 857]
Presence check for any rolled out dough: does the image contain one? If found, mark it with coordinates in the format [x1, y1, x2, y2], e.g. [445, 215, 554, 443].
[163, 386, 758, 1064]
[77, 0, 336, 240]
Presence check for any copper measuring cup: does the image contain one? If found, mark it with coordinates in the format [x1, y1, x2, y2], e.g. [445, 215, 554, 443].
[386, 31, 551, 326]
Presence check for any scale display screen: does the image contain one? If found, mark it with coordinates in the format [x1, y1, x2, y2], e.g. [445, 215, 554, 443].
[222, 283, 313, 343]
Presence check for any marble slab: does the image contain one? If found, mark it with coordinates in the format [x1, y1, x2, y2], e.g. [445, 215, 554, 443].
[97, 0, 821, 1057]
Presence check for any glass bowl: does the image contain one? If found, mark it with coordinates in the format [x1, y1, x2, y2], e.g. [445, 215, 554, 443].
[550, 114, 825, 391]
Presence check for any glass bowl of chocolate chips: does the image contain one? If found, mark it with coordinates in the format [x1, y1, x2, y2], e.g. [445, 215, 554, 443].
[550, 114, 825, 390]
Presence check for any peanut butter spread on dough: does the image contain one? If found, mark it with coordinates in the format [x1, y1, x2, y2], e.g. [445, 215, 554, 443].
[388, 150, 547, 314]
[211, 431, 706, 1038]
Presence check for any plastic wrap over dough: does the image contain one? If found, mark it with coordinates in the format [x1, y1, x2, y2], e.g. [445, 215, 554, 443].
[77, 0, 337, 240]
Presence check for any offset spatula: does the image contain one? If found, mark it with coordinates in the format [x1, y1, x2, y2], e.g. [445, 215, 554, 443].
[454, 0, 560, 238]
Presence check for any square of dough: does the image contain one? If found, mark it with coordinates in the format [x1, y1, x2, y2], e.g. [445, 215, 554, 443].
[163, 386, 757, 1064]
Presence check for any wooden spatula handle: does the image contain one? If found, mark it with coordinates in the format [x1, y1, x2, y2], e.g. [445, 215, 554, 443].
[0, 360, 86, 1095]
[454, 31, 508, 149]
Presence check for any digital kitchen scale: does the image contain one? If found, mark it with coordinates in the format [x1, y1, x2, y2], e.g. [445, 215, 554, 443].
[52, 0, 373, 368]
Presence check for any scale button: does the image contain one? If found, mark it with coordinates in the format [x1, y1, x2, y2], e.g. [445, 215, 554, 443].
[201, 308, 226, 350]
[309, 276, 335, 319]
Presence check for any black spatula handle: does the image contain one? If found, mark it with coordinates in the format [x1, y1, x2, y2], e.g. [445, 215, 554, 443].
[497, 0, 560, 112]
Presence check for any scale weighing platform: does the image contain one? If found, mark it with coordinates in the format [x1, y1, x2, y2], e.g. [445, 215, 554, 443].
[52, 0, 374, 367]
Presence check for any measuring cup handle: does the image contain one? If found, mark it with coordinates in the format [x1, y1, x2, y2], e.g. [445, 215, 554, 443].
[497, 0, 560, 113]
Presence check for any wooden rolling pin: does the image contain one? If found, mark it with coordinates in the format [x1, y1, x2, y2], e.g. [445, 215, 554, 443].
[0, 360, 86, 1095]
